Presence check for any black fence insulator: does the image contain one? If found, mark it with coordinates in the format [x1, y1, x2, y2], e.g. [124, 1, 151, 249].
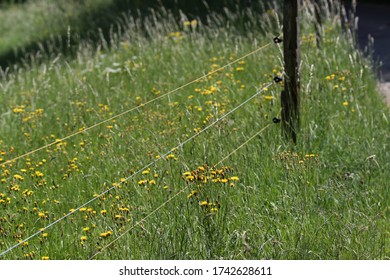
[273, 37, 283, 44]
[273, 117, 281, 124]
[274, 76, 283, 83]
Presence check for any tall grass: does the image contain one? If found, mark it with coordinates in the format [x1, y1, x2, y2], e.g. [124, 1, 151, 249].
[0, 0, 114, 58]
[0, 0, 388, 260]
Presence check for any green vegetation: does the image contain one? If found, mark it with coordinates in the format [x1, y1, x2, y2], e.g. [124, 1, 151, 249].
[0, 0, 113, 60]
[0, 1, 388, 260]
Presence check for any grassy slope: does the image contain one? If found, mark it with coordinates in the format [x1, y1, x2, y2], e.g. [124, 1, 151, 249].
[0, 2, 389, 260]
[0, 0, 113, 54]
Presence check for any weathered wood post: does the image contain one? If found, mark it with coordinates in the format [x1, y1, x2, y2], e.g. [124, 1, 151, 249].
[314, 0, 323, 47]
[282, 0, 300, 144]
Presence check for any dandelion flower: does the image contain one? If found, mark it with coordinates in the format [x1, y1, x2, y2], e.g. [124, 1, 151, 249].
[142, 169, 150, 175]
[138, 180, 147, 185]
[263, 95, 274, 100]
[187, 190, 198, 199]
[100, 230, 112, 238]
[185, 175, 195, 182]
[190, 19, 198, 29]
[13, 174, 24, 181]
[165, 154, 176, 160]
[199, 201, 208, 206]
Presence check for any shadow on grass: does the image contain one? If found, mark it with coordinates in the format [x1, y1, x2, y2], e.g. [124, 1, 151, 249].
[0, 0, 29, 5]
[0, 0, 276, 71]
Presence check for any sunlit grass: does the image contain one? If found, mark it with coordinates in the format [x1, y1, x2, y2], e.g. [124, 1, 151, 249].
[0, 1, 389, 260]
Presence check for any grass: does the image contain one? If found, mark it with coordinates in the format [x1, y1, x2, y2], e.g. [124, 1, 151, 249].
[0, 0, 112, 57]
[0, 0, 389, 260]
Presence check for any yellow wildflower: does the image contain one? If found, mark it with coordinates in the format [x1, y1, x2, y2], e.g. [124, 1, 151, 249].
[185, 175, 195, 182]
[187, 190, 198, 199]
[13, 174, 24, 181]
[100, 230, 112, 238]
[263, 95, 274, 100]
[138, 180, 147, 186]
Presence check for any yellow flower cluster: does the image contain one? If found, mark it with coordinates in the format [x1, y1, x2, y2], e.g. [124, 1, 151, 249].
[183, 19, 198, 30]
[183, 165, 238, 214]
[183, 165, 236, 185]
[325, 70, 355, 108]
[100, 230, 113, 238]
[274, 151, 319, 169]
[11, 105, 44, 122]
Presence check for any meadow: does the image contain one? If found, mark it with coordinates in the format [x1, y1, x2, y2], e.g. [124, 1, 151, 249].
[0, 0, 388, 260]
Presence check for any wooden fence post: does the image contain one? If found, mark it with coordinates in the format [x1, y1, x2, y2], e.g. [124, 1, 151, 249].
[314, 0, 323, 48]
[282, 0, 300, 144]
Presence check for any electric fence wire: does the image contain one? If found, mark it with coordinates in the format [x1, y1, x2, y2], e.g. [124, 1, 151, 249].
[89, 122, 272, 259]
[1, 42, 272, 167]
[0, 81, 274, 258]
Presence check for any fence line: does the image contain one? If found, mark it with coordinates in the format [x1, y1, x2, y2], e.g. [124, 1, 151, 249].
[1, 42, 272, 167]
[214, 123, 272, 167]
[89, 123, 273, 259]
[0, 81, 274, 258]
